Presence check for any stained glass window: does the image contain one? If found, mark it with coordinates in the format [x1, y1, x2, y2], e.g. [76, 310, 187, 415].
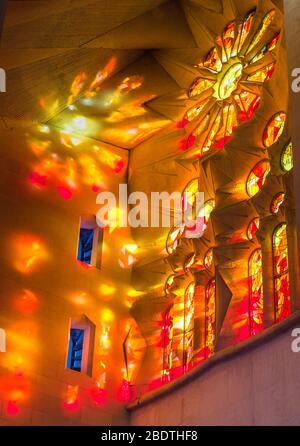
[273, 223, 291, 322]
[235, 90, 261, 122]
[246, 10, 276, 55]
[218, 63, 243, 100]
[246, 160, 270, 197]
[165, 274, 176, 295]
[166, 225, 184, 255]
[183, 282, 195, 371]
[162, 309, 173, 382]
[247, 217, 260, 240]
[270, 192, 285, 214]
[184, 98, 210, 124]
[205, 279, 216, 358]
[249, 249, 264, 336]
[67, 328, 84, 372]
[263, 112, 286, 147]
[183, 9, 279, 155]
[281, 141, 293, 172]
[197, 47, 222, 73]
[189, 78, 215, 98]
[204, 248, 213, 269]
[199, 199, 215, 232]
[184, 254, 196, 273]
[251, 32, 280, 64]
[247, 62, 276, 83]
[182, 178, 199, 221]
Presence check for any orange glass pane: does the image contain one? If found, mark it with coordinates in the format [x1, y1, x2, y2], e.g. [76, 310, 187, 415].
[238, 10, 256, 54]
[216, 21, 235, 63]
[165, 274, 176, 295]
[246, 160, 271, 197]
[263, 112, 286, 147]
[237, 90, 261, 122]
[247, 62, 276, 83]
[251, 32, 280, 63]
[246, 10, 276, 55]
[166, 225, 184, 254]
[247, 217, 260, 240]
[205, 279, 216, 358]
[183, 282, 195, 370]
[202, 47, 222, 73]
[184, 98, 210, 123]
[249, 249, 264, 336]
[184, 254, 196, 273]
[215, 104, 237, 148]
[273, 223, 290, 322]
[204, 248, 213, 269]
[270, 192, 285, 214]
[202, 114, 221, 153]
[188, 78, 215, 98]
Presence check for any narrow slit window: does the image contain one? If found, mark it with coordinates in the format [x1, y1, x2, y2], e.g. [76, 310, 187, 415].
[68, 328, 84, 372]
[77, 216, 103, 268]
[78, 228, 94, 264]
[66, 315, 95, 376]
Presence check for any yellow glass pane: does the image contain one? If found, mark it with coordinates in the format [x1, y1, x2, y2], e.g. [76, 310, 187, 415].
[189, 78, 215, 98]
[247, 62, 276, 83]
[238, 10, 256, 54]
[263, 112, 286, 147]
[251, 32, 280, 63]
[218, 63, 243, 100]
[281, 141, 293, 172]
[249, 249, 264, 335]
[246, 10, 276, 55]
[246, 160, 271, 197]
[270, 192, 285, 214]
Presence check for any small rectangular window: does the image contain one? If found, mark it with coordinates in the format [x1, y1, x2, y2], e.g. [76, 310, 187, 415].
[78, 228, 94, 264]
[67, 316, 95, 376]
[77, 216, 103, 268]
[67, 328, 84, 372]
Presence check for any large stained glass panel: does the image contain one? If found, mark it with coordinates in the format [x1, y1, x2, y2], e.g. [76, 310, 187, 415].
[205, 279, 216, 358]
[273, 223, 291, 322]
[249, 249, 264, 336]
[182, 9, 279, 156]
[183, 282, 195, 371]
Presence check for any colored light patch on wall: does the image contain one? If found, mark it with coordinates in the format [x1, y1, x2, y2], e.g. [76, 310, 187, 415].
[12, 234, 48, 274]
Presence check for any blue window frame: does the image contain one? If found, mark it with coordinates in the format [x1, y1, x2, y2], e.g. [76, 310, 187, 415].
[67, 328, 84, 372]
[77, 228, 94, 264]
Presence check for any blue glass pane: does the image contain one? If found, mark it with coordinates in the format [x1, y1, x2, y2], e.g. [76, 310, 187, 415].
[77, 228, 94, 264]
[68, 328, 84, 372]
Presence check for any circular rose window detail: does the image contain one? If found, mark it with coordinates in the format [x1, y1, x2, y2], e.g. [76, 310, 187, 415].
[183, 9, 280, 156]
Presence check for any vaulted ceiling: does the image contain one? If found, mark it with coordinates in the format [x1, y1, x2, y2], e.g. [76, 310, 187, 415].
[0, 0, 283, 150]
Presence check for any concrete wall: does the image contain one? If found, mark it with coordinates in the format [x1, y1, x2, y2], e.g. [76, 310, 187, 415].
[0, 124, 131, 425]
[130, 317, 300, 426]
